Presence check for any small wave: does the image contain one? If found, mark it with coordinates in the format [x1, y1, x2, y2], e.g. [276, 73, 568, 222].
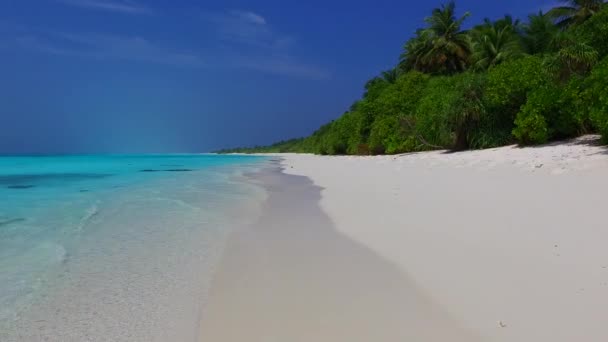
[76, 203, 100, 232]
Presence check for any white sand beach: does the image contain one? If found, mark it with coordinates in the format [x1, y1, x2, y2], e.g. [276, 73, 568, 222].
[202, 135, 608, 341]
[278, 135, 608, 341]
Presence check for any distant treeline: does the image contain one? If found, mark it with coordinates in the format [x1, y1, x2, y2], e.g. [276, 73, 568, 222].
[217, 1, 608, 155]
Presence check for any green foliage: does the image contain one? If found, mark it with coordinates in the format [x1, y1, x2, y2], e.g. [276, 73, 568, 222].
[471, 16, 523, 70]
[381, 71, 431, 116]
[513, 109, 549, 145]
[513, 85, 557, 144]
[415, 73, 486, 150]
[400, 1, 472, 75]
[215, 137, 309, 154]
[367, 72, 431, 153]
[451, 73, 487, 150]
[521, 11, 560, 54]
[468, 110, 515, 148]
[546, 0, 606, 28]
[399, 30, 432, 73]
[486, 56, 550, 120]
[571, 6, 608, 57]
[513, 80, 584, 145]
[411, 77, 455, 148]
[558, 41, 599, 69]
[560, 77, 591, 132]
[368, 115, 402, 154]
[544, 27, 601, 80]
[583, 57, 608, 142]
[218, 2, 608, 155]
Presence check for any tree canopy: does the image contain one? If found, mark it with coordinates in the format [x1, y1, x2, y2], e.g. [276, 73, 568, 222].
[218, 2, 608, 155]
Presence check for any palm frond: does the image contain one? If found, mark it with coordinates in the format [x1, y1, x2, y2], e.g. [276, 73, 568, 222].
[546, 0, 606, 27]
[559, 42, 599, 67]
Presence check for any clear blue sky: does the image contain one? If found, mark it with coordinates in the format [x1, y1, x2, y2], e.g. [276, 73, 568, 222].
[0, 0, 556, 153]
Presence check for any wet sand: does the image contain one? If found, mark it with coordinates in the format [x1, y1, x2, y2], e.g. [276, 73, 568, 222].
[199, 165, 478, 341]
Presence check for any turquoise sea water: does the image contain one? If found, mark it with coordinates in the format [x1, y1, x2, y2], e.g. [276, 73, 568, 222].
[0, 155, 267, 341]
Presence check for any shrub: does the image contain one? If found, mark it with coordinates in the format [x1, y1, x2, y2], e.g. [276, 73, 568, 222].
[485, 56, 550, 119]
[513, 109, 549, 144]
[560, 77, 590, 133]
[449, 73, 487, 150]
[469, 107, 515, 149]
[344, 109, 372, 154]
[415, 73, 486, 150]
[368, 115, 407, 154]
[513, 81, 582, 145]
[367, 71, 431, 154]
[378, 71, 430, 117]
[583, 57, 608, 142]
[414, 76, 457, 148]
[512, 86, 555, 144]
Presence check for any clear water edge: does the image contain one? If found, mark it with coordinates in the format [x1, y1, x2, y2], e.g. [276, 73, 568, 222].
[0, 155, 269, 341]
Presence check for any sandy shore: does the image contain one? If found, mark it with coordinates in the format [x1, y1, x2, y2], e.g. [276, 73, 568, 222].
[279, 135, 608, 341]
[200, 166, 478, 341]
[202, 135, 608, 341]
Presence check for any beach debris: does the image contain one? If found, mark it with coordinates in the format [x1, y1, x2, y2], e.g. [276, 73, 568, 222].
[535, 163, 544, 169]
[498, 320, 507, 328]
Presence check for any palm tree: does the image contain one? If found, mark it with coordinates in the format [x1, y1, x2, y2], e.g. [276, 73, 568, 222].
[399, 1, 472, 74]
[492, 15, 522, 32]
[399, 29, 434, 73]
[521, 11, 560, 54]
[471, 16, 523, 70]
[547, 0, 607, 27]
[558, 42, 599, 73]
[545, 33, 600, 79]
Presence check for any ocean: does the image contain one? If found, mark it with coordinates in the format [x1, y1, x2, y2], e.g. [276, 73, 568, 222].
[0, 154, 268, 341]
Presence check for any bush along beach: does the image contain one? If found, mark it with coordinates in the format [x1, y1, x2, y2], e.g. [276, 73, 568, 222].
[218, 1, 608, 155]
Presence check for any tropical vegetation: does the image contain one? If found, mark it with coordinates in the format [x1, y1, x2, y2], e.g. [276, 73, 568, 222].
[218, 1, 608, 154]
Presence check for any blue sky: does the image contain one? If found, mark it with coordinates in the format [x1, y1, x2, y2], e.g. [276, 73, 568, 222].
[0, 0, 557, 153]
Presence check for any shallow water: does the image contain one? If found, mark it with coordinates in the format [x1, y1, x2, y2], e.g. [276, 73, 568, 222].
[0, 155, 268, 341]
